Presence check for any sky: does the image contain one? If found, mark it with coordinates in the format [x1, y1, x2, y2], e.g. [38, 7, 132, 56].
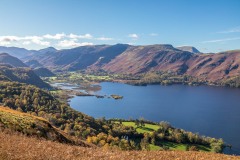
[0, 0, 239, 52]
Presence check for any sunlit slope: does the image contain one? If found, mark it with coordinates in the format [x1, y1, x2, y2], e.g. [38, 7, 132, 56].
[0, 106, 89, 146]
[0, 130, 239, 160]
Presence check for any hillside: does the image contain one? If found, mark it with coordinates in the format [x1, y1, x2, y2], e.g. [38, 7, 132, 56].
[0, 46, 38, 59]
[33, 67, 55, 77]
[24, 44, 130, 71]
[38, 47, 57, 54]
[0, 131, 239, 160]
[23, 44, 240, 83]
[25, 59, 44, 68]
[0, 81, 109, 139]
[0, 106, 83, 145]
[0, 81, 226, 152]
[0, 53, 27, 67]
[0, 65, 51, 88]
[103, 46, 240, 82]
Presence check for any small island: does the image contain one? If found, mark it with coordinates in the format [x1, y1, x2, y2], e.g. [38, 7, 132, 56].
[111, 94, 123, 100]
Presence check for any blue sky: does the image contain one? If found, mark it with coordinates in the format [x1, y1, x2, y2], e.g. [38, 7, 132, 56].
[0, 0, 239, 52]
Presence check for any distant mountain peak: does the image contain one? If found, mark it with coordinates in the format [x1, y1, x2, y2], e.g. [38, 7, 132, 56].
[0, 52, 10, 56]
[176, 46, 201, 54]
[38, 47, 57, 53]
[0, 53, 27, 67]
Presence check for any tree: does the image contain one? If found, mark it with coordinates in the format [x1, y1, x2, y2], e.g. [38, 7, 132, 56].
[159, 121, 171, 134]
[139, 117, 145, 127]
[135, 119, 140, 127]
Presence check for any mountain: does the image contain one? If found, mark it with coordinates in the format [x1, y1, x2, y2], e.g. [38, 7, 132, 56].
[0, 46, 57, 60]
[25, 59, 55, 77]
[176, 46, 201, 54]
[102, 44, 193, 74]
[24, 44, 130, 71]
[25, 59, 44, 68]
[17, 44, 240, 83]
[33, 67, 55, 77]
[0, 53, 28, 67]
[0, 65, 51, 88]
[0, 46, 38, 59]
[38, 47, 57, 54]
[103, 47, 240, 82]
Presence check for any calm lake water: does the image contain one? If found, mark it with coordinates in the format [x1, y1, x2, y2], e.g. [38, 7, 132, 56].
[69, 82, 240, 155]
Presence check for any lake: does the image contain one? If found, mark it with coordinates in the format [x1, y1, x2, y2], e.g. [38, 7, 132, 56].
[69, 82, 240, 155]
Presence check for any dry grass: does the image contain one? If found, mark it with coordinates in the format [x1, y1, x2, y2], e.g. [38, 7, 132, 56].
[0, 106, 48, 122]
[0, 106, 90, 147]
[0, 131, 239, 160]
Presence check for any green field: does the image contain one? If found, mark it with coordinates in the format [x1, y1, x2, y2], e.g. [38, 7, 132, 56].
[69, 72, 113, 81]
[121, 121, 160, 133]
[117, 121, 212, 152]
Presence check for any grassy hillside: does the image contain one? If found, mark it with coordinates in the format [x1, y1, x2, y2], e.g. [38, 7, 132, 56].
[0, 106, 77, 144]
[0, 81, 106, 139]
[120, 121, 160, 133]
[0, 131, 239, 160]
[117, 121, 213, 152]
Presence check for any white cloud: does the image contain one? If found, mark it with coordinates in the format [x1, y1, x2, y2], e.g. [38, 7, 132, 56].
[0, 36, 21, 42]
[22, 41, 31, 45]
[95, 37, 113, 41]
[0, 36, 24, 46]
[43, 33, 66, 39]
[201, 37, 240, 43]
[69, 33, 93, 39]
[0, 41, 11, 45]
[0, 33, 114, 48]
[128, 34, 139, 39]
[57, 39, 93, 48]
[23, 36, 50, 46]
[32, 39, 50, 46]
[126, 42, 135, 45]
[149, 33, 158, 36]
[217, 26, 240, 33]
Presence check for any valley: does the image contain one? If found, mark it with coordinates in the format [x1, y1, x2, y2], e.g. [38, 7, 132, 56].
[0, 44, 240, 158]
[1, 1, 239, 159]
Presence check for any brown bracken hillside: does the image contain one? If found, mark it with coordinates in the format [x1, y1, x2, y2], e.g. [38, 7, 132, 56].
[0, 131, 239, 160]
[0, 106, 89, 147]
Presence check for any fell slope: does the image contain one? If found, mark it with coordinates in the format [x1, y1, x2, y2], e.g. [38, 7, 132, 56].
[0, 130, 239, 160]
[103, 47, 240, 81]
[0, 106, 72, 144]
[22, 44, 240, 83]
[0, 81, 107, 139]
[33, 67, 55, 77]
[0, 65, 51, 88]
[25, 44, 130, 71]
[103, 44, 193, 74]
[0, 53, 27, 67]
[0, 46, 38, 59]
[25, 59, 44, 68]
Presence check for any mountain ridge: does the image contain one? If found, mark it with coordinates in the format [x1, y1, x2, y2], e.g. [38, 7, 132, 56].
[0, 53, 28, 67]
[2, 44, 240, 83]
